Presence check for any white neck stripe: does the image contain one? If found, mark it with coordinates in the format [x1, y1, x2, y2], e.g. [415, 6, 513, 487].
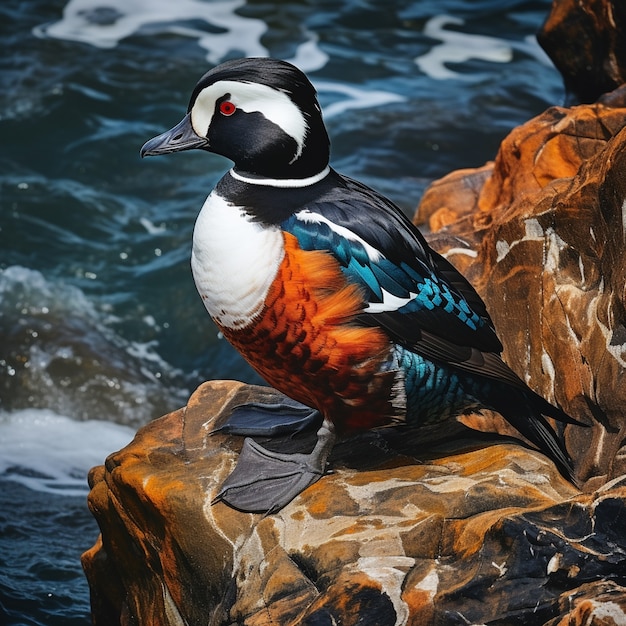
[229, 166, 331, 188]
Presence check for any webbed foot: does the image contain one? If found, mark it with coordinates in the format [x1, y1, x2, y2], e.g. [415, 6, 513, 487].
[212, 397, 322, 437]
[213, 419, 336, 514]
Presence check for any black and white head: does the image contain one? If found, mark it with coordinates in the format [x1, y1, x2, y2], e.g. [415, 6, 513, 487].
[141, 58, 330, 180]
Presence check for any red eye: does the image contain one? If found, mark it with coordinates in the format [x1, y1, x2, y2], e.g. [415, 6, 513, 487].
[219, 101, 236, 116]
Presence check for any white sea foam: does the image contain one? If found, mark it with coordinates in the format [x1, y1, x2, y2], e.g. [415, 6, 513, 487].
[0, 408, 134, 496]
[285, 34, 329, 74]
[33, 0, 329, 72]
[33, 0, 268, 59]
[315, 81, 406, 119]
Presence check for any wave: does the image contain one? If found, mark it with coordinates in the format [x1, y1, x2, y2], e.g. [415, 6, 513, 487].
[0, 408, 134, 496]
[0, 265, 190, 427]
[415, 14, 552, 81]
[33, 0, 267, 57]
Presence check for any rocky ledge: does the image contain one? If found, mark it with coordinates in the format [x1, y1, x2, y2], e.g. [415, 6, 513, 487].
[82, 380, 626, 625]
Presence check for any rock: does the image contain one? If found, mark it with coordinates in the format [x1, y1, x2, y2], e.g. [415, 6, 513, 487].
[415, 163, 493, 232]
[547, 581, 626, 626]
[415, 86, 626, 488]
[537, 0, 626, 103]
[82, 380, 626, 625]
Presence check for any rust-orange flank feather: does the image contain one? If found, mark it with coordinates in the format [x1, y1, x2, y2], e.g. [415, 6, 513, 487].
[218, 233, 400, 432]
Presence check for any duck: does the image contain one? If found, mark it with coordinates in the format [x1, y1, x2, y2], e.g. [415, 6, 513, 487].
[141, 57, 580, 513]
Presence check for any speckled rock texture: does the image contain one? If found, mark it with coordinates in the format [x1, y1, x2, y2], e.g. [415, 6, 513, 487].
[416, 85, 626, 491]
[82, 380, 626, 626]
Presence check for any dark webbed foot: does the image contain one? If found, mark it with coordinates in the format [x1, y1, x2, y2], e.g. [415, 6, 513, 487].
[212, 396, 322, 437]
[213, 419, 336, 514]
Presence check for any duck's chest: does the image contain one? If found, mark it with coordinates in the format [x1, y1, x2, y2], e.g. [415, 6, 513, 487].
[191, 191, 285, 329]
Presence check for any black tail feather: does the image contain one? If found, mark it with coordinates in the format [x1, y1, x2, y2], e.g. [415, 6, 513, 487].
[489, 387, 580, 485]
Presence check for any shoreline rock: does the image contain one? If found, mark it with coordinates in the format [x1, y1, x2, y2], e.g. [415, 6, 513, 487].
[537, 0, 626, 104]
[416, 86, 626, 487]
[82, 380, 626, 625]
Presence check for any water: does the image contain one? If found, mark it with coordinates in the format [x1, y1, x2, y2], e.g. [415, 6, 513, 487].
[0, 412, 133, 625]
[0, 1, 562, 623]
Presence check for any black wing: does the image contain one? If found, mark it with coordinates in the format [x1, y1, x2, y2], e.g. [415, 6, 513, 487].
[283, 171, 505, 363]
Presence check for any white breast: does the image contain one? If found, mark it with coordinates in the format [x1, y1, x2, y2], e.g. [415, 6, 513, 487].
[191, 191, 285, 329]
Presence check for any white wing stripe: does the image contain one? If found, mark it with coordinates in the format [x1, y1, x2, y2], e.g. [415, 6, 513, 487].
[364, 288, 418, 313]
[294, 210, 382, 262]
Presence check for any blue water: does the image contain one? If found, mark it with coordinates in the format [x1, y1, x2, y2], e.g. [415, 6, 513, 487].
[0, 1, 562, 623]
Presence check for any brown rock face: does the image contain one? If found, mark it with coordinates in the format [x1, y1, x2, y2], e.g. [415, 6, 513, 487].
[82, 381, 626, 626]
[416, 87, 626, 489]
[538, 0, 626, 103]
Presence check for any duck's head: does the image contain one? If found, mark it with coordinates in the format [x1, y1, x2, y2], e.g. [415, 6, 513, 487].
[140, 57, 330, 180]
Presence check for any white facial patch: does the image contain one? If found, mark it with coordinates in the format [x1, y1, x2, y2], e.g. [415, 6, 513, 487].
[191, 80, 309, 162]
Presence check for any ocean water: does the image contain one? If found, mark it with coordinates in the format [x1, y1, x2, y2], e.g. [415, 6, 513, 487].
[0, 0, 563, 623]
